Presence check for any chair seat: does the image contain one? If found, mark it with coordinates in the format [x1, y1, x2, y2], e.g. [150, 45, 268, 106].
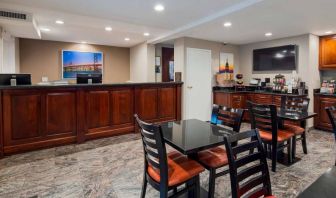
[259, 129, 294, 142]
[197, 146, 228, 168]
[147, 151, 204, 187]
[283, 124, 305, 135]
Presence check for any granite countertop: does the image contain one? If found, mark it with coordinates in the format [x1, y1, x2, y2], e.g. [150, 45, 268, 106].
[213, 89, 308, 96]
[314, 92, 336, 96]
[0, 81, 183, 90]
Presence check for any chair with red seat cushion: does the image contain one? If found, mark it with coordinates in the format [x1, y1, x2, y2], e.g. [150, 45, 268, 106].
[224, 129, 276, 198]
[248, 101, 293, 172]
[326, 106, 336, 166]
[135, 115, 204, 198]
[280, 96, 310, 158]
[196, 104, 244, 198]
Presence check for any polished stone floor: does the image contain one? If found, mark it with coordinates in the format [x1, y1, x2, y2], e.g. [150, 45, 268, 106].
[0, 124, 335, 198]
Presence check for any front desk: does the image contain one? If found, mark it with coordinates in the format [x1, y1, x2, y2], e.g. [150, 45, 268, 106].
[0, 82, 182, 156]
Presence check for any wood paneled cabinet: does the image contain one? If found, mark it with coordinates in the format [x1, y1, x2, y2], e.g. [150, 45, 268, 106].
[314, 94, 336, 131]
[319, 35, 336, 69]
[0, 83, 182, 156]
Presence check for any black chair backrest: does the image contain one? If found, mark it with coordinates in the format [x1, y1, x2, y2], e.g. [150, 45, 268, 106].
[134, 114, 168, 185]
[248, 101, 278, 143]
[326, 106, 336, 140]
[211, 104, 244, 132]
[224, 129, 272, 198]
[281, 96, 310, 113]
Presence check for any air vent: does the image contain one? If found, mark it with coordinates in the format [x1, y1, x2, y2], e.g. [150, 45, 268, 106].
[0, 10, 31, 21]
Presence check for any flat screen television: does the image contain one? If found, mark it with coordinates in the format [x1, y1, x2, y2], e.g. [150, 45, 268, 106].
[76, 73, 102, 84]
[253, 45, 298, 71]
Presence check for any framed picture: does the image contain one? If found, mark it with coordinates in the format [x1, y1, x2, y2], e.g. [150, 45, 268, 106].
[155, 56, 161, 66]
[62, 50, 103, 79]
[219, 52, 234, 73]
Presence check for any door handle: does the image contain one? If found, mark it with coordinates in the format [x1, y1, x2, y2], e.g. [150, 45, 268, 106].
[187, 86, 193, 89]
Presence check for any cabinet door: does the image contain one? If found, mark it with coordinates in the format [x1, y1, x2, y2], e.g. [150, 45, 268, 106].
[111, 89, 134, 125]
[158, 87, 176, 119]
[45, 91, 76, 136]
[320, 35, 336, 69]
[135, 87, 158, 121]
[213, 92, 230, 106]
[319, 97, 336, 128]
[87, 91, 110, 129]
[3, 91, 42, 146]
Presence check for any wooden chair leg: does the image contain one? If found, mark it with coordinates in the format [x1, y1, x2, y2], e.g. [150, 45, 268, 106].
[194, 175, 201, 198]
[302, 132, 308, 154]
[292, 136, 296, 161]
[208, 169, 216, 198]
[141, 173, 147, 198]
[271, 143, 277, 172]
[287, 139, 292, 164]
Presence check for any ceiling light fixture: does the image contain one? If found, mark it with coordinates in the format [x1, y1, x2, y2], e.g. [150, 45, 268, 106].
[325, 31, 333, 34]
[105, 26, 112, 31]
[265, 32, 272, 37]
[144, 32, 150, 36]
[154, 4, 165, 12]
[223, 22, 232, 27]
[55, 20, 64, 24]
[81, 41, 87, 44]
[40, 28, 51, 32]
[125, 38, 130, 41]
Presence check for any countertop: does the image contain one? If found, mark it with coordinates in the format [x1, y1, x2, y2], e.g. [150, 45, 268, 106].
[0, 81, 183, 90]
[213, 89, 308, 97]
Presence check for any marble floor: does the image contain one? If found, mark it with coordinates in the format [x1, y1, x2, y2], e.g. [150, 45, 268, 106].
[0, 124, 335, 198]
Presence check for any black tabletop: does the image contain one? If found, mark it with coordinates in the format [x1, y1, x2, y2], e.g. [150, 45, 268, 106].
[277, 110, 317, 121]
[297, 166, 336, 198]
[160, 119, 236, 155]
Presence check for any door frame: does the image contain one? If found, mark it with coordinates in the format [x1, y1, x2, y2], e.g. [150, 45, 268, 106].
[184, 47, 212, 120]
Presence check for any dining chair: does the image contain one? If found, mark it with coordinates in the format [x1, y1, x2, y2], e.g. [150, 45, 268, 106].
[197, 104, 244, 198]
[224, 129, 276, 198]
[325, 106, 336, 166]
[248, 101, 294, 172]
[281, 96, 310, 158]
[134, 114, 205, 198]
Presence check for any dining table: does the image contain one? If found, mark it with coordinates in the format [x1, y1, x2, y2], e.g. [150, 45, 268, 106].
[160, 119, 237, 198]
[297, 166, 336, 198]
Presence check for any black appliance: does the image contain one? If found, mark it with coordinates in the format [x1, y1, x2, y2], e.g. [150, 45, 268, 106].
[0, 74, 31, 86]
[253, 45, 298, 71]
[76, 73, 102, 84]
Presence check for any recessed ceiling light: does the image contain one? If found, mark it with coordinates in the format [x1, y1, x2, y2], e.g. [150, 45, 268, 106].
[124, 38, 130, 41]
[144, 32, 150, 36]
[40, 27, 51, 32]
[105, 26, 112, 31]
[154, 4, 165, 12]
[265, 32, 272, 37]
[55, 20, 64, 25]
[81, 41, 87, 44]
[223, 22, 232, 27]
[325, 31, 333, 34]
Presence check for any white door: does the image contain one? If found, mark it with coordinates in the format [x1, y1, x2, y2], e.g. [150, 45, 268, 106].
[185, 48, 212, 121]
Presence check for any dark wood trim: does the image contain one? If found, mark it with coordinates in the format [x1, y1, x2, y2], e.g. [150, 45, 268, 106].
[0, 83, 182, 156]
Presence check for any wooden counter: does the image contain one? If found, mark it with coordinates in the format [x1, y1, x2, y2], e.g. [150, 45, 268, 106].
[0, 82, 182, 156]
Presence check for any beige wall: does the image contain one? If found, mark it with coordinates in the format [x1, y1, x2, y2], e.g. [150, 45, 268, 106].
[19, 38, 130, 84]
[130, 42, 155, 82]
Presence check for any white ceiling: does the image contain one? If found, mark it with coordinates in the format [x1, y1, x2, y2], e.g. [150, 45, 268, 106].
[0, 0, 335, 47]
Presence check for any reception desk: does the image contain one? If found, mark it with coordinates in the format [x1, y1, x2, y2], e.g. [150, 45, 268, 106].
[0, 82, 182, 156]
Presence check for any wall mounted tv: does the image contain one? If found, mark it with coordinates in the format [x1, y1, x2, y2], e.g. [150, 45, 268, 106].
[253, 45, 298, 71]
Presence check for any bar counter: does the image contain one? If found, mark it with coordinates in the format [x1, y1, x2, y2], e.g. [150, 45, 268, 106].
[0, 82, 182, 156]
